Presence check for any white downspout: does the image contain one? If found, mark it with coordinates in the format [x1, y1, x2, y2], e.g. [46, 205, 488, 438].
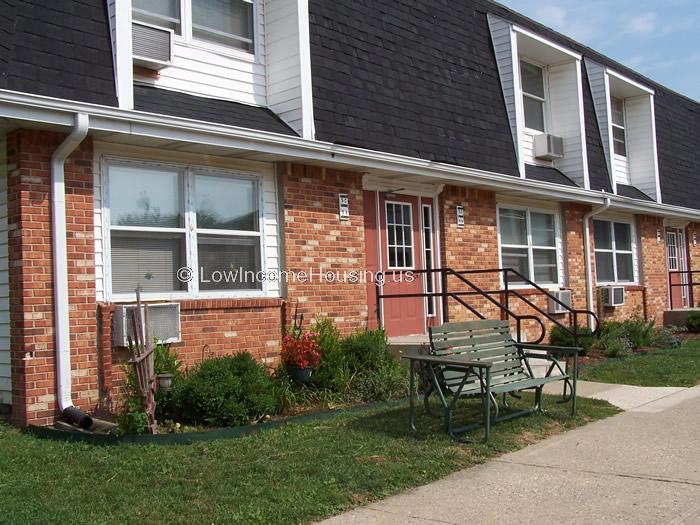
[51, 113, 89, 418]
[583, 197, 611, 328]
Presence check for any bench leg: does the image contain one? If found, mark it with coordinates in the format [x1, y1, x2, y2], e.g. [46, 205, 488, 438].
[571, 354, 578, 417]
[484, 368, 491, 442]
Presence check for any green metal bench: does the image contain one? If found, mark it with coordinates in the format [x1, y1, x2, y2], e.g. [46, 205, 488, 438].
[406, 319, 579, 442]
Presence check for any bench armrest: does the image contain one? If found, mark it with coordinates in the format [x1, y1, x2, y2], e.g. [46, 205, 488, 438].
[515, 343, 580, 356]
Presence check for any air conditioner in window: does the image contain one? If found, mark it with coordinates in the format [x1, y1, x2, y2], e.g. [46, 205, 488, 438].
[534, 133, 564, 161]
[600, 286, 625, 307]
[113, 303, 181, 347]
[132, 22, 174, 70]
[547, 290, 572, 315]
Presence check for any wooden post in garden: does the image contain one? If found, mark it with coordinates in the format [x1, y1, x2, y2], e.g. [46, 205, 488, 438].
[127, 287, 158, 434]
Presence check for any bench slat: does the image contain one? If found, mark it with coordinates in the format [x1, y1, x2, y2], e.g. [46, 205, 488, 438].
[430, 319, 509, 334]
[431, 332, 512, 350]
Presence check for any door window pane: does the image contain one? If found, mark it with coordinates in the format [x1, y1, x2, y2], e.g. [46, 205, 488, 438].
[111, 232, 186, 293]
[386, 203, 414, 269]
[195, 174, 258, 231]
[192, 0, 254, 52]
[499, 208, 527, 245]
[110, 165, 182, 228]
[198, 235, 261, 291]
[595, 252, 615, 283]
[531, 212, 556, 247]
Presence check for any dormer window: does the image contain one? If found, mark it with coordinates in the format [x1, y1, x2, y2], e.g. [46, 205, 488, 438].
[520, 60, 546, 132]
[132, 0, 254, 53]
[611, 97, 627, 157]
[133, 0, 182, 33]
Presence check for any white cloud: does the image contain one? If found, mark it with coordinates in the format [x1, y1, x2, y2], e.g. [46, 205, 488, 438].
[626, 12, 657, 34]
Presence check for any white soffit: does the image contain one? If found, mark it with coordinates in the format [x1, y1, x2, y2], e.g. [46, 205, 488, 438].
[513, 26, 580, 65]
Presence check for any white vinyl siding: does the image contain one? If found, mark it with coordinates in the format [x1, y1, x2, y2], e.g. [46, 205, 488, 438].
[0, 135, 9, 404]
[626, 95, 660, 200]
[266, 0, 314, 137]
[134, 0, 267, 106]
[94, 146, 280, 302]
[548, 60, 587, 186]
[613, 153, 630, 185]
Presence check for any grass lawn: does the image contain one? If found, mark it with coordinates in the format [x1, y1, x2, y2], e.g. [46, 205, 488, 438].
[0, 394, 616, 525]
[580, 337, 700, 387]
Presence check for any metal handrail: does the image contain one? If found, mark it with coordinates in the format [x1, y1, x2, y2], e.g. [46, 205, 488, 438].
[376, 267, 599, 346]
[668, 269, 700, 309]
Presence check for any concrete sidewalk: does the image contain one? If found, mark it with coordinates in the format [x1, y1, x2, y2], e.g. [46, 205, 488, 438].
[321, 384, 700, 524]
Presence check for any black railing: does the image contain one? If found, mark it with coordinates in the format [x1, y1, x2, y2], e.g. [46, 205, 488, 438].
[376, 267, 599, 346]
[668, 270, 700, 309]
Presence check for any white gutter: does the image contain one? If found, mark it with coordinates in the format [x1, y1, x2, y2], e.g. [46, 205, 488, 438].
[51, 113, 89, 416]
[3, 89, 700, 220]
[583, 197, 611, 329]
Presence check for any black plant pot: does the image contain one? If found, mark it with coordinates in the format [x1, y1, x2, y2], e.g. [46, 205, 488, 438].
[287, 365, 314, 383]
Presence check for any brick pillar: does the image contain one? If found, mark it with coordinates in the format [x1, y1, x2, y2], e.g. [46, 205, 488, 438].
[686, 223, 700, 306]
[281, 163, 368, 334]
[7, 130, 98, 426]
[562, 203, 592, 312]
[438, 185, 500, 322]
[639, 215, 668, 325]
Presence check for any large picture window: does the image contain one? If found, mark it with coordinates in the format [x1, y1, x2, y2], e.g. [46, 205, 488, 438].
[498, 206, 560, 285]
[106, 161, 263, 297]
[133, 0, 255, 53]
[593, 220, 635, 283]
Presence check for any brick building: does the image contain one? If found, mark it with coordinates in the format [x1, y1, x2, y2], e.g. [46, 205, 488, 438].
[1, 0, 700, 425]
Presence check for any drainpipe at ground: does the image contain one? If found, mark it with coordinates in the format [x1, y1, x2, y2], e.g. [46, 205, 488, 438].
[50, 113, 92, 428]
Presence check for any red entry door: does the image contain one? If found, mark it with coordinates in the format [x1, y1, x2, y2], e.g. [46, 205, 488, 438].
[666, 228, 689, 309]
[363, 191, 439, 337]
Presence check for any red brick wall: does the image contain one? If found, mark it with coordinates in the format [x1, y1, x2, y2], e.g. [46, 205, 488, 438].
[7, 130, 98, 426]
[438, 185, 501, 322]
[685, 223, 700, 306]
[281, 163, 368, 334]
[100, 299, 284, 410]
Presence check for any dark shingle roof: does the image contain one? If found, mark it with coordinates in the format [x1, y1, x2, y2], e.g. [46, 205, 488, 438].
[308, 0, 700, 208]
[525, 164, 578, 187]
[308, 0, 520, 177]
[616, 184, 653, 201]
[1, 0, 117, 106]
[133, 85, 298, 136]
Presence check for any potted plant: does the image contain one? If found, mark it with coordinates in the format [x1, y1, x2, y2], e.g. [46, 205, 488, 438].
[282, 332, 321, 383]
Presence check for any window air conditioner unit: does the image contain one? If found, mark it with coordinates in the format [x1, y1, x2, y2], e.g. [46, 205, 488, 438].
[600, 286, 625, 307]
[132, 22, 174, 70]
[547, 290, 572, 315]
[534, 133, 564, 161]
[113, 303, 181, 347]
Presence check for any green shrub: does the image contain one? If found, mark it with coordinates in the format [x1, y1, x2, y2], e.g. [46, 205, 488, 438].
[652, 327, 682, 349]
[687, 312, 700, 333]
[601, 316, 655, 349]
[169, 353, 279, 427]
[549, 325, 594, 355]
[592, 325, 634, 358]
[310, 318, 350, 392]
[154, 342, 180, 376]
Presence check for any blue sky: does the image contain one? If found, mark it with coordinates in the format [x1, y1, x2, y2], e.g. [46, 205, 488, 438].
[498, 0, 700, 101]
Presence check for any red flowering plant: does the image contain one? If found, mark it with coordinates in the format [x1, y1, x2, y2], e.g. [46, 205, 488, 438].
[281, 332, 321, 369]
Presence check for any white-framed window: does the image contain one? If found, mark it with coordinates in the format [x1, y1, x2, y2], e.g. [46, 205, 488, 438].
[611, 97, 627, 157]
[520, 60, 547, 133]
[497, 205, 561, 286]
[132, 0, 255, 54]
[386, 202, 414, 270]
[104, 159, 265, 299]
[593, 219, 636, 284]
